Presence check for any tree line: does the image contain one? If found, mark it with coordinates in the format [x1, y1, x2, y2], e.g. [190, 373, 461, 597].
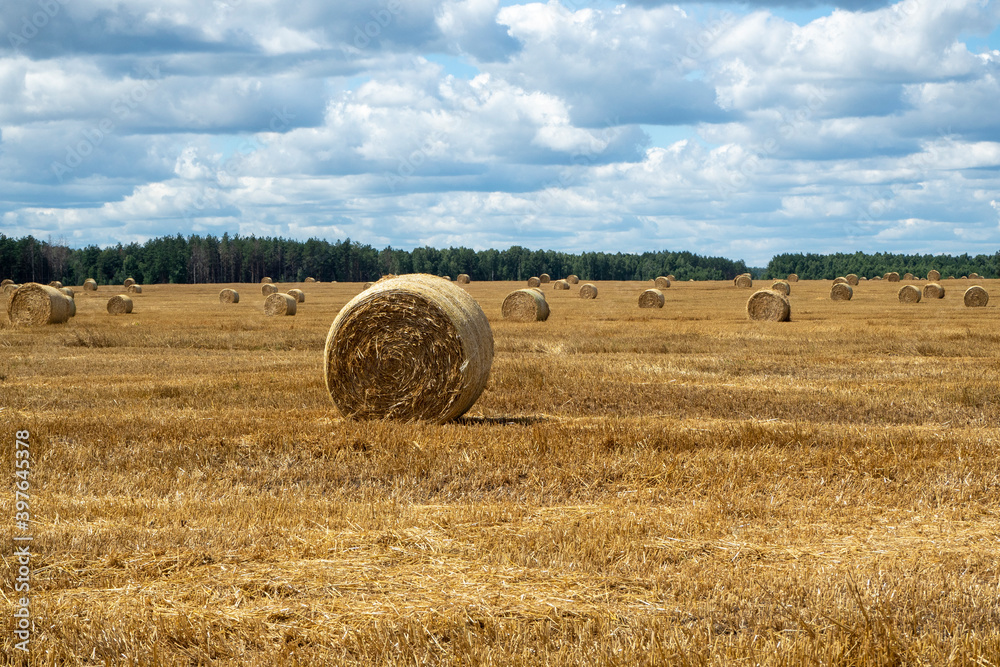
[0, 234, 749, 284]
[764, 251, 999, 281]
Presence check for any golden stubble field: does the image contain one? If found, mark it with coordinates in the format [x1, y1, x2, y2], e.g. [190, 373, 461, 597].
[2, 277, 1000, 665]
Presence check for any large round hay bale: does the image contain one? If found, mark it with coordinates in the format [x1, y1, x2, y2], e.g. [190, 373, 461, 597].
[927, 270, 941, 281]
[0, 279, 12, 288]
[363, 282, 374, 290]
[219, 288, 240, 304]
[886, 272, 900, 282]
[305, 277, 316, 283]
[502, 289, 550, 322]
[83, 279, 98, 291]
[923, 283, 945, 300]
[3, 283, 20, 296]
[654, 276, 671, 289]
[579, 283, 598, 299]
[969, 272, 981, 280]
[787, 273, 799, 282]
[871, 275, 882, 281]
[961, 276, 968, 280]
[897, 285, 921, 303]
[747, 290, 790, 321]
[566, 275, 579, 284]
[123, 278, 135, 288]
[846, 274, 859, 286]
[324, 274, 494, 423]
[127, 284, 142, 294]
[527, 277, 541, 288]
[833, 277, 848, 285]
[771, 280, 790, 295]
[666, 274, 676, 282]
[539, 274, 551, 284]
[264, 292, 297, 316]
[262, 283, 278, 296]
[903, 272, 915, 281]
[8, 283, 73, 325]
[107, 294, 133, 315]
[48, 280, 63, 289]
[553, 279, 570, 290]
[964, 286, 989, 307]
[67, 297, 76, 318]
[638, 288, 665, 308]
[734, 275, 752, 288]
[830, 283, 853, 301]
[59, 287, 75, 299]
[287, 288, 305, 303]
[456, 274, 471, 284]
[261, 277, 273, 284]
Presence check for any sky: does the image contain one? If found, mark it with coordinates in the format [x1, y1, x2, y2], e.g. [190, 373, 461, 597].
[0, 0, 998, 266]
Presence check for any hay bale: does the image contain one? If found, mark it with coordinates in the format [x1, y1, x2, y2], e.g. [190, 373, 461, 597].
[654, 276, 671, 289]
[48, 280, 63, 289]
[553, 279, 570, 290]
[107, 294, 133, 315]
[262, 283, 278, 296]
[666, 274, 676, 282]
[961, 276, 968, 280]
[123, 278, 135, 288]
[363, 282, 374, 290]
[566, 275, 579, 284]
[261, 277, 273, 284]
[127, 284, 142, 294]
[830, 283, 853, 301]
[734, 275, 752, 288]
[324, 274, 493, 423]
[0, 279, 12, 288]
[638, 288, 665, 309]
[970, 272, 981, 280]
[833, 277, 848, 285]
[579, 283, 598, 299]
[771, 280, 790, 295]
[59, 287, 75, 299]
[287, 289, 305, 303]
[83, 279, 98, 291]
[457, 274, 471, 284]
[927, 270, 941, 281]
[527, 277, 541, 288]
[964, 286, 989, 307]
[3, 283, 20, 295]
[502, 289, 550, 322]
[871, 276, 882, 281]
[846, 274, 859, 286]
[948, 276, 955, 280]
[539, 274, 551, 284]
[67, 297, 76, 318]
[787, 273, 799, 282]
[923, 283, 945, 300]
[305, 277, 316, 283]
[903, 272, 915, 281]
[897, 285, 921, 303]
[443, 275, 451, 281]
[746, 290, 790, 321]
[219, 288, 240, 304]
[264, 293, 297, 316]
[8, 283, 73, 325]
[886, 272, 900, 282]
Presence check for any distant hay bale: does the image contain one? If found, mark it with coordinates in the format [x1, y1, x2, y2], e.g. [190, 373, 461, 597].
[970, 272, 981, 279]
[527, 277, 541, 288]
[964, 286, 989, 307]
[886, 272, 900, 282]
[566, 275, 579, 284]
[0, 279, 12, 288]
[552, 279, 570, 290]
[83, 279, 98, 291]
[262, 283, 278, 296]
[3, 283, 20, 295]
[927, 270, 941, 281]
[502, 289, 550, 322]
[287, 288, 305, 303]
[59, 287, 74, 298]
[903, 272, 915, 281]
[787, 274, 799, 282]
[264, 293, 297, 316]
[947, 276, 955, 280]
[443, 275, 451, 281]
[666, 274, 676, 282]
[324, 273, 494, 423]
[48, 280, 63, 289]
[734, 275, 752, 288]
[305, 277, 316, 283]
[123, 278, 135, 288]
[961, 276, 968, 280]
[127, 284, 142, 294]
[771, 280, 790, 295]
[923, 283, 945, 300]
[897, 285, 921, 303]
[654, 276, 671, 289]
[261, 277, 273, 284]
[67, 297, 76, 318]
[746, 290, 790, 321]
[457, 274, 471, 284]
[363, 282, 374, 290]
[833, 277, 848, 285]
[871, 276, 882, 281]
[219, 288, 240, 304]
[638, 288, 665, 309]
[539, 274, 551, 284]
[830, 283, 853, 301]
[8, 283, 73, 325]
[579, 283, 598, 299]
[846, 274, 859, 286]
[107, 294, 133, 315]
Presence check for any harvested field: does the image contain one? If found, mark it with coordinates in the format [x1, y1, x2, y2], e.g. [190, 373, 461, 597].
[3, 278, 1000, 664]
